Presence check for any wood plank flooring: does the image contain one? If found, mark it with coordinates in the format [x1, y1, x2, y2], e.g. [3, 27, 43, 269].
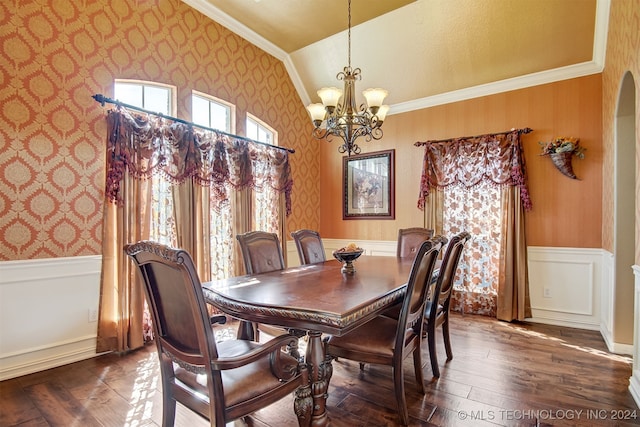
[1, 313, 638, 426]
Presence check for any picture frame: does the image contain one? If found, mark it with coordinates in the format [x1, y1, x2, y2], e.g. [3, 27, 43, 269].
[343, 149, 395, 220]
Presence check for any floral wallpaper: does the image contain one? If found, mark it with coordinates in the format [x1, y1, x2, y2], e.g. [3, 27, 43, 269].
[0, 0, 319, 260]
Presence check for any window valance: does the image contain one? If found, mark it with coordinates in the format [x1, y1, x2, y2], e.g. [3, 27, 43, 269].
[105, 108, 293, 215]
[415, 129, 532, 211]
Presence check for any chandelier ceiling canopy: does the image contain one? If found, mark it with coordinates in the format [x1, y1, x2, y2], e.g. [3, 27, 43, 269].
[306, 0, 389, 156]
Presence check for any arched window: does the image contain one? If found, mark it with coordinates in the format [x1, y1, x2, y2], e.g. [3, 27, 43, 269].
[246, 114, 281, 235]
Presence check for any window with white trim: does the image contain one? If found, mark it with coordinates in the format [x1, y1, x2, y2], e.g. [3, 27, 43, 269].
[192, 91, 234, 132]
[246, 114, 279, 234]
[114, 80, 176, 246]
[246, 114, 275, 145]
[114, 80, 173, 115]
[192, 91, 236, 279]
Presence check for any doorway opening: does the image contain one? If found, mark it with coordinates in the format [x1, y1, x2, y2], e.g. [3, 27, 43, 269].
[613, 71, 636, 351]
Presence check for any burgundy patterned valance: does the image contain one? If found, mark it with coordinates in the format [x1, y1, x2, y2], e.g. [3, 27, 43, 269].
[415, 129, 532, 211]
[105, 108, 293, 215]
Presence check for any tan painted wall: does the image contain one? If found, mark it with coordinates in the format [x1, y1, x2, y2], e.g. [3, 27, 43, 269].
[319, 75, 604, 249]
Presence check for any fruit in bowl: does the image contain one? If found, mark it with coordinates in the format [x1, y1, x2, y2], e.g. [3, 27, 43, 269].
[332, 243, 364, 273]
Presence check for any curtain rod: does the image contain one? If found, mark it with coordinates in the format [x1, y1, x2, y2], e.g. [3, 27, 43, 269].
[414, 127, 533, 147]
[92, 94, 295, 154]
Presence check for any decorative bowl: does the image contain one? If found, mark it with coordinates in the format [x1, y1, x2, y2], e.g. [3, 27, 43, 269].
[332, 248, 364, 274]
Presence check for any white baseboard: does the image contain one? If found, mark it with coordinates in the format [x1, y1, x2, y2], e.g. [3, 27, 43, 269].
[632, 267, 640, 407]
[630, 372, 640, 409]
[0, 335, 99, 381]
[525, 315, 601, 331]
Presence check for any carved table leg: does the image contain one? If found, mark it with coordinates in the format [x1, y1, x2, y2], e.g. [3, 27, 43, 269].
[306, 330, 331, 427]
[294, 364, 312, 427]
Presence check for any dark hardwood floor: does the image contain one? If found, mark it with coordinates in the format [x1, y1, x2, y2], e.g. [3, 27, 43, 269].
[1, 313, 638, 426]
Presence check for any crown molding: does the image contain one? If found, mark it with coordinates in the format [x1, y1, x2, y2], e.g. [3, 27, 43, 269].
[389, 0, 609, 115]
[389, 61, 603, 115]
[182, 0, 310, 106]
[182, 0, 609, 116]
[283, 55, 311, 107]
[181, 0, 287, 60]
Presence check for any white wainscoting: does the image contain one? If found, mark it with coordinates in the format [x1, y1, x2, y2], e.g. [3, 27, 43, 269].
[600, 250, 616, 351]
[630, 265, 640, 407]
[291, 243, 614, 331]
[2, 244, 635, 383]
[598, 251, 636, 355]
[0, 256, 103, 380]
[286, 238, 397, 267]
[527, 246, 604, 331]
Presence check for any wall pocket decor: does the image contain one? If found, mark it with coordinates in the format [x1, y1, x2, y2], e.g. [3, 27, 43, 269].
[539, 137, 586, 179]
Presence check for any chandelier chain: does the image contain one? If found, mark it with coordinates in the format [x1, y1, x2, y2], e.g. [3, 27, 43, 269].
[347, 0, 351, 69]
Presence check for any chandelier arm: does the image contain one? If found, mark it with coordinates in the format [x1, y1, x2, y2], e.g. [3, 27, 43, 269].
[311, 127, 330, 140]
[370, 127, 384, 140]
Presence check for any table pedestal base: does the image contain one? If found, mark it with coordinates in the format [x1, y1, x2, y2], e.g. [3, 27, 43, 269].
[305, 330, 333, 426]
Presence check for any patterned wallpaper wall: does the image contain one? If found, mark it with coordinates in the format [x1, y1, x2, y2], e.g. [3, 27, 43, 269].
[601, 0, 640, 256]
[0, 0, 320, 260]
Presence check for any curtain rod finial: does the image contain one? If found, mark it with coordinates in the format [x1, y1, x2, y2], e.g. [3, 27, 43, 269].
[92, 94, 106, 106]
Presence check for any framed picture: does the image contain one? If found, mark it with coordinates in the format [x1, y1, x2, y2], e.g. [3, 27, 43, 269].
[343, 149, 395, 220]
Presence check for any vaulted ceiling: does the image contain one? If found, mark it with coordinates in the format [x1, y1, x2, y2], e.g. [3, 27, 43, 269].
[182, 0, 606, 114]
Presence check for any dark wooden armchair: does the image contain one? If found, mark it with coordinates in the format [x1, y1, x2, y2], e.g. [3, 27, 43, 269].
[424, 231, 471, 377]
[396, 227, 434, 258]
[125, 241, 311, 427]
[290, 229, 326, 265]
[236, 231, 304, 359]
[236, 231, 285, 275]
[324, 239, 443, 425]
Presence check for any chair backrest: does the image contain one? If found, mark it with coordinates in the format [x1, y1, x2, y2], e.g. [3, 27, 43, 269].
[290, 229, 326, 265]
[396, 227, 434, 258]
[395, 238, 443, 349]
[124, 241, 223, 402]
[236, 231, 285, 274]
[430, 231, 471, 316]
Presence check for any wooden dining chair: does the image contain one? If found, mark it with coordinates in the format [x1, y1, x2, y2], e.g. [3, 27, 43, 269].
[424, 231, 471, 378]
[290, 229, 326, 265]
[236, 231, 285, 275]
[396, 227, 434, 258]
[324, 238, 443, 425]
[236, 231, 304, 359]
[124, 240, 311, 427]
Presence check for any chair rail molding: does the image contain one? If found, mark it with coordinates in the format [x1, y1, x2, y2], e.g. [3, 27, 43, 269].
[0, 256, 103, 380]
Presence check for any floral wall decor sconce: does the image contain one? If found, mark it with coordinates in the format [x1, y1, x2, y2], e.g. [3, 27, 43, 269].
[539, 136, 586, 179]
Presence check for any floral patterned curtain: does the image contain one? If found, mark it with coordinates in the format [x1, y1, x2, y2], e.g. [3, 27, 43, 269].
[417, 129, 532, 211]
[105, 108, 293, 212]
[97, 107, 293, 353]
[416, 129, 532, 321]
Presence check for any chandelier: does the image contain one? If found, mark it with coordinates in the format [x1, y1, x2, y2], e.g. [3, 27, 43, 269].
[306, 0, 389, 156]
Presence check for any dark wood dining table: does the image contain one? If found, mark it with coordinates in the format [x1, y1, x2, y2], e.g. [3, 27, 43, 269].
[201, 255, 417, 427]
